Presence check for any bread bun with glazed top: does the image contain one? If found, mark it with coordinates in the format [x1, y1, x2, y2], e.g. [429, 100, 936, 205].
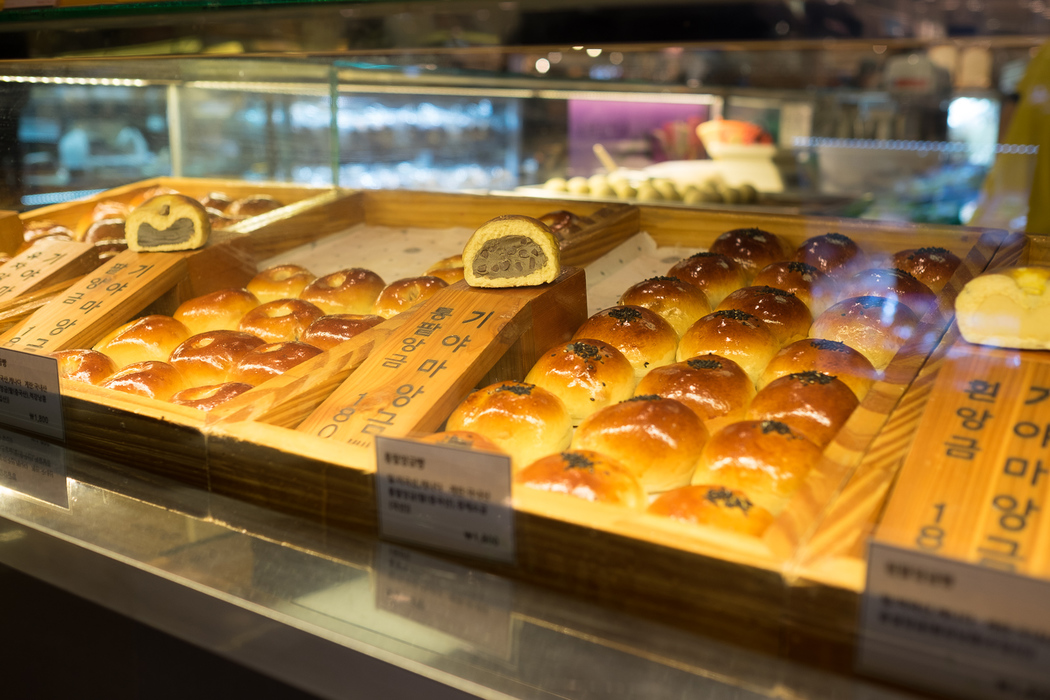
[228, 341, 323, 386]
[374, 276, 449, 318]
[839, 268, 938, 318]
[709, 227, 790, 278]
[676, 310, 779, 385]
[893, 247, 962, 293]
[237, 299, 324, 344]
[50, 349, 119, 385]
[299, 268, 386, 315]
[793, 232, 866, 279]
[247, 264, 316, 304]
[753, 261, 834, 315]
[648, 485, 774, 536]
[747, 370, 858, 446]
[515, 450, 645, 509]
[227, 194, 283, 218]
[635, 354, 755, 434]
[168, 330, 266, 387]
[174, 288, 261, 335]
[170, 382, 253, 411]
[811, 295, 919, 371]
[572, 305, 678, 379]
[301, 314, 384, 351]
[667, 252, 748, 307]
[760, 338, 876, 401]
[100, 360, 186, 401]
[618, 276, 711, 337]
[524, 339, 636, 425]
[94, 315, 191, 368]
[716, 285, 812, 346]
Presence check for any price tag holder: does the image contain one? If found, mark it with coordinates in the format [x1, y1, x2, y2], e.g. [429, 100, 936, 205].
[0, 426, 67, 508]
[376, 435, 515, 564]
[0, 348, 64, 440]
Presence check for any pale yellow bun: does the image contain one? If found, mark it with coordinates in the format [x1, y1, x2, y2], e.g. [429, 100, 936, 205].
[760, 338, 876, 401]
[716, 285, 812, 346]
[635, 354, 755, 435]
[793, 232, 866, 279]
[515, 450, 646, 509]
[810, 296, 919, 371]
[746, 370, 858, 447]
[300, 314, 384, 351]
[572, 306, 678, 379]
[446, 381, 572, 470]
[416, 430, 506, 456]
[228, 341, 323, 385]
[227, 194, 283, 218]
[618, 276, 712, 337]
[100, 360, 187, 401]
[373, 276, 448, 318]
[893, 247, 962, 293]
[237, 299, 324, 344]
[955, 265, 1050, 350]
[571, 395, 708, 494]
[247, 264, 316, 304]
[691, 420, 821, 515]
[667, 252, 748, 307]
[753, 261, 834, 315]
[463, 215, 560, 288]
[125, 194, 210, 252]
[50, 349, 118, 385]
[524, 339, 636, 425]
[299, 268, 386, 315]
[839, 268, 938, 317]
[709, 227, 790, 278]
[170, 382, 254, 411]
[676, 310, 779, 385]
[168, 330, 266, 388]
[173, 288, 261, 335]
[94, 315, 191, 368]
[647, 485, 774, 535]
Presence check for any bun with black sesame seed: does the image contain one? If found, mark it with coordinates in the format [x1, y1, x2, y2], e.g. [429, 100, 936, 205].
[892, 247, 962, 293]
[810, 295, 919, 371]
[647, 485, 774, 536]
[709, 227, 790, 278]
[759, 337, 877, 400]
[572, 305, 678, 379]
[667, 252, 748, 306]
[677, 310, 780, 384]
[793, 232, 866, 280]
[716, 285, 812, 345]
[753, 260, 834, 315]
[746, 371, 858, 446]
[515, 450, 646, 509]
[634, 354, 755, 434]
[617, 276, 711, 337]
[524, 339, 636, 425]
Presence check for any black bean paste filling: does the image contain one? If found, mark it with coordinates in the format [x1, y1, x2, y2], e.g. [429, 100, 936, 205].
[137, 217, 195, 247]
[472, 235, 548, 278]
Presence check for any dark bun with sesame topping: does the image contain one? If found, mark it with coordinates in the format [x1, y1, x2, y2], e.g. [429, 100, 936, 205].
[515, 450, 646, 509]
[709, 227, 791, 278]
[572, 306, 678, 379]
[759, 338, 877, 400]
[753, 260, 835, 315]
[618, 276, 711, 336]
[635, 354, 755, 434]
[892, 247, 962, 293]
[667, 252, 748, 306]
[746, 371, 859, 446]
[839, 268, 938, 317]
[647, 485, 774, 536]
[677, 310, 780, 384]
[716, 285, 813, 345]
[810, 295, 919, 371]
[793, 233, 866, 279]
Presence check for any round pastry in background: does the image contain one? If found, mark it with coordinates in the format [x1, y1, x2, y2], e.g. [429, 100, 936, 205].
[635, 182, 663, 202]
[22, 219, 75, 248]
[566, 176, 590, 195]
[793, 232, 866, 279]
[129, 185, 179, 209]
[94, 315, 192, 368]
[810, 296, 919, 371]
[426, 254, 465, 284]
[524, 339, 636, 425]
[100, 360, 186, 401]
[247, 264, 316, 304]
[170, 382, 254, 411]
[572, 395, 707, 494]
[446, 381, 572, 470]
[635, 354, 755, 435]
[753, 261, 834, 315]
[716, 285, 812, 346]
[515, 450, 646, 510]
[374, 276, 449, 319]
[228, 341, 323, 386]
[760, 338, 877, 401]
[618, 276, 711, 337]
[416, 430, 507, 456]
[667, 252, 748, 307]
[168, 330, 266, 387]
[543, 177, 568, 193]
[50, 349, 119, 385]
[892, 247, 962, 293]
[174, 288, 261, 335]
[647, 485, 774, 536]
[301, 314, 384, 351]
[206, 208, 243, 230]
[572, 306, 678, 378]
[691, 419, 821, 515]
[839, 268, 938, 318]
[82, 218, 126, 253]
[227, 194, 283, 218]
[237, 298, 325, 344]
[709, 227, 790, 278]
[747, 371, 859, 447]
[676, 310, 779, 385]
[198, 192, 232, 213]
[537, 210, 591, 242]
[299, 268, 386, 315]
[612, 181, 637, 200]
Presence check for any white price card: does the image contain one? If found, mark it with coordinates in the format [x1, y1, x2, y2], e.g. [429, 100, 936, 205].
[375, 435, 515, 563]
[0, 348, 64, 440]
[0, 427, 67, 508]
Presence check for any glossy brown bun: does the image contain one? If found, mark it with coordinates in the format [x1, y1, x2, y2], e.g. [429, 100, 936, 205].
[618, 276, 712, 337]
[228, 341, 323, 386]
[635, 354, 755, 435]
[647, 485, 774, 535]
[892, 247, 962, 293]
[174, 288, 261, 335]
[129, 185, 179, 209]
[227, 194, 283, 218]
[82, 217, 125, 244]
[237, 299, 325, 343]
[168, 330, 266, 387]
[793, 233, 866, 280]
[426, 254, 465, 284]
[50, 349, 119, 385]
[839, 268, 938, 317]
[753, 261, 834, 315]
[691, 420, 821, 515]
[100, 360, 186, 401]
[206, 208, 243, 230]
[416, 430, 507, 456]
[811, 296, 919, 371]
[247, 264, 317, 304]
[300, 314, 384, 351]
[667, 252, 748, 307]
[94, 315, 192, 368]
[746, 371, 858, 446]
[299, 268, 386, 315]
[716, 285, 812, 346]
[198, 192, 232, 212]
[75, 200, 131, 238]
[446, 381, 572, 470]
[537, 210, 592, 242]
[572, 306, 678, 379]
[374, 276, 449, 319]
[515, 450, 646, 509]
[571, 395, 708, 493]
[709, 227, 790, 278]
[20, 220, 74, 252]
[524, 339, 637, 424]
[760, 338, 877, 401]
[676, 310, 779, 384]
[170, 382, 254, 411]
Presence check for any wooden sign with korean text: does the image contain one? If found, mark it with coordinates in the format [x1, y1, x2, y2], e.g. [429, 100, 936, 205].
[0, 240, 97, 305]
[297, 268, 586, 470]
